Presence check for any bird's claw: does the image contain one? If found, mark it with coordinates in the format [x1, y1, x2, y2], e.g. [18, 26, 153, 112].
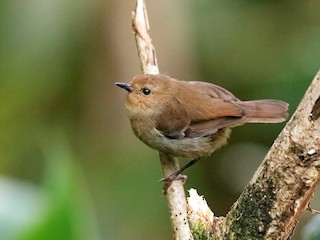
[160, 174, 188, 194]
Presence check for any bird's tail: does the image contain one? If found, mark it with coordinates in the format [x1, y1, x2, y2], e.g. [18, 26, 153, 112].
[240, 99, 289, 123]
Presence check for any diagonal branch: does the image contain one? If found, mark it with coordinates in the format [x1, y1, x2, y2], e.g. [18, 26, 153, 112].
[204, 71, 320, 239]
[186, 73, 320, 240]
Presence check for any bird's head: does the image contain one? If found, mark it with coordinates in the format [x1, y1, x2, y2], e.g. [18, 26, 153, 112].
[116, 74, 176, 116]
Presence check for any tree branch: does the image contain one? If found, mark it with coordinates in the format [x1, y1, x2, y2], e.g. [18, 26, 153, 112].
[188, 71, 320, 239]
[132, 1, 193, 239]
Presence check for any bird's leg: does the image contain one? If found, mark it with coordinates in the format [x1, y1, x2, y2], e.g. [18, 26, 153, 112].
[161, 159, 198, 194]
[161, 159, 198, 182]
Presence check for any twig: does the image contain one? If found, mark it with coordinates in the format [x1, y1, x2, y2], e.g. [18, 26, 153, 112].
[307, 204, 320, 215]
[132, 0, 158, 75]
[132, 1, 193, 239]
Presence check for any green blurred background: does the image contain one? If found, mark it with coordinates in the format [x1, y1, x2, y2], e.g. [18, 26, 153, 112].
[1, 1, 320, 239]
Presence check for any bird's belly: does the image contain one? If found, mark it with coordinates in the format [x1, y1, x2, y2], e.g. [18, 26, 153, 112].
[137, 127, 231, 160]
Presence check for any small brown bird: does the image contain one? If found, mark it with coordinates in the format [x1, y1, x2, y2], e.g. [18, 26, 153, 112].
[116, 74, 288, 177]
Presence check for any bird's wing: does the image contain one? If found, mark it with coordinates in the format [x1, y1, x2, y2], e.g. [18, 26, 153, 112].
[156, 81, 247, 139]
[185, 117, 245, 138]
[155, 98, 190, 139]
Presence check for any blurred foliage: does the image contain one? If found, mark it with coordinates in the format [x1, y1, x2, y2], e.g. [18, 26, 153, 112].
[302, 215, 320, 240]
[0, 135, 99, 240]
[0, 0, 319, 239]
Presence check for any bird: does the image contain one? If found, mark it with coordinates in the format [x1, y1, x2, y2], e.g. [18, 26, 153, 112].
[115, 74, 288, 178]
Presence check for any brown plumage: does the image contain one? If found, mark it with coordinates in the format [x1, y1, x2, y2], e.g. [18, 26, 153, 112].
[116, 74, 288, 160]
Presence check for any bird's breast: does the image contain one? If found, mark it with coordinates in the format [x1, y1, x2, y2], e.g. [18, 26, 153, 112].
[129, 115, 231, 159]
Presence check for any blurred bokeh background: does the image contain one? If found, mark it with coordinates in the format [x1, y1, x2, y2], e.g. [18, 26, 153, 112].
[1, 1, 320, 239]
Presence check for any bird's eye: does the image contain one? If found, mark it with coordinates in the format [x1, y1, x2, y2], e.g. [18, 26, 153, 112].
[142, 88, 151, 95]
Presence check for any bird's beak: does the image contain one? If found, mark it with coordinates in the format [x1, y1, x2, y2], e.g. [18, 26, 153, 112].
[115, 82, 133, 93]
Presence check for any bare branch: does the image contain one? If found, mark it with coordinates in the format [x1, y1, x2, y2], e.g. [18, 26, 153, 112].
[132, 0, 159, 75]
[132, 1, 193, 239]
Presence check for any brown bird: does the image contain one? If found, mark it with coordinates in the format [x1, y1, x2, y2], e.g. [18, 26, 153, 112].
[116, 74, 288, 178]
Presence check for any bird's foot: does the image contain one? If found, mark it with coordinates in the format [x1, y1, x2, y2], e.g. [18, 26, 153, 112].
[160, 174, 188, 194]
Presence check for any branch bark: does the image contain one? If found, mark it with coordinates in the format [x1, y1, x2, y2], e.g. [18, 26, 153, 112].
[208, 71, 320, 239]
[132, 1, 193, 239]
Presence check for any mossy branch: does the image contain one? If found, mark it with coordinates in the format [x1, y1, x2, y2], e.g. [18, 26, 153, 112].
[191, 71, 320, 239]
